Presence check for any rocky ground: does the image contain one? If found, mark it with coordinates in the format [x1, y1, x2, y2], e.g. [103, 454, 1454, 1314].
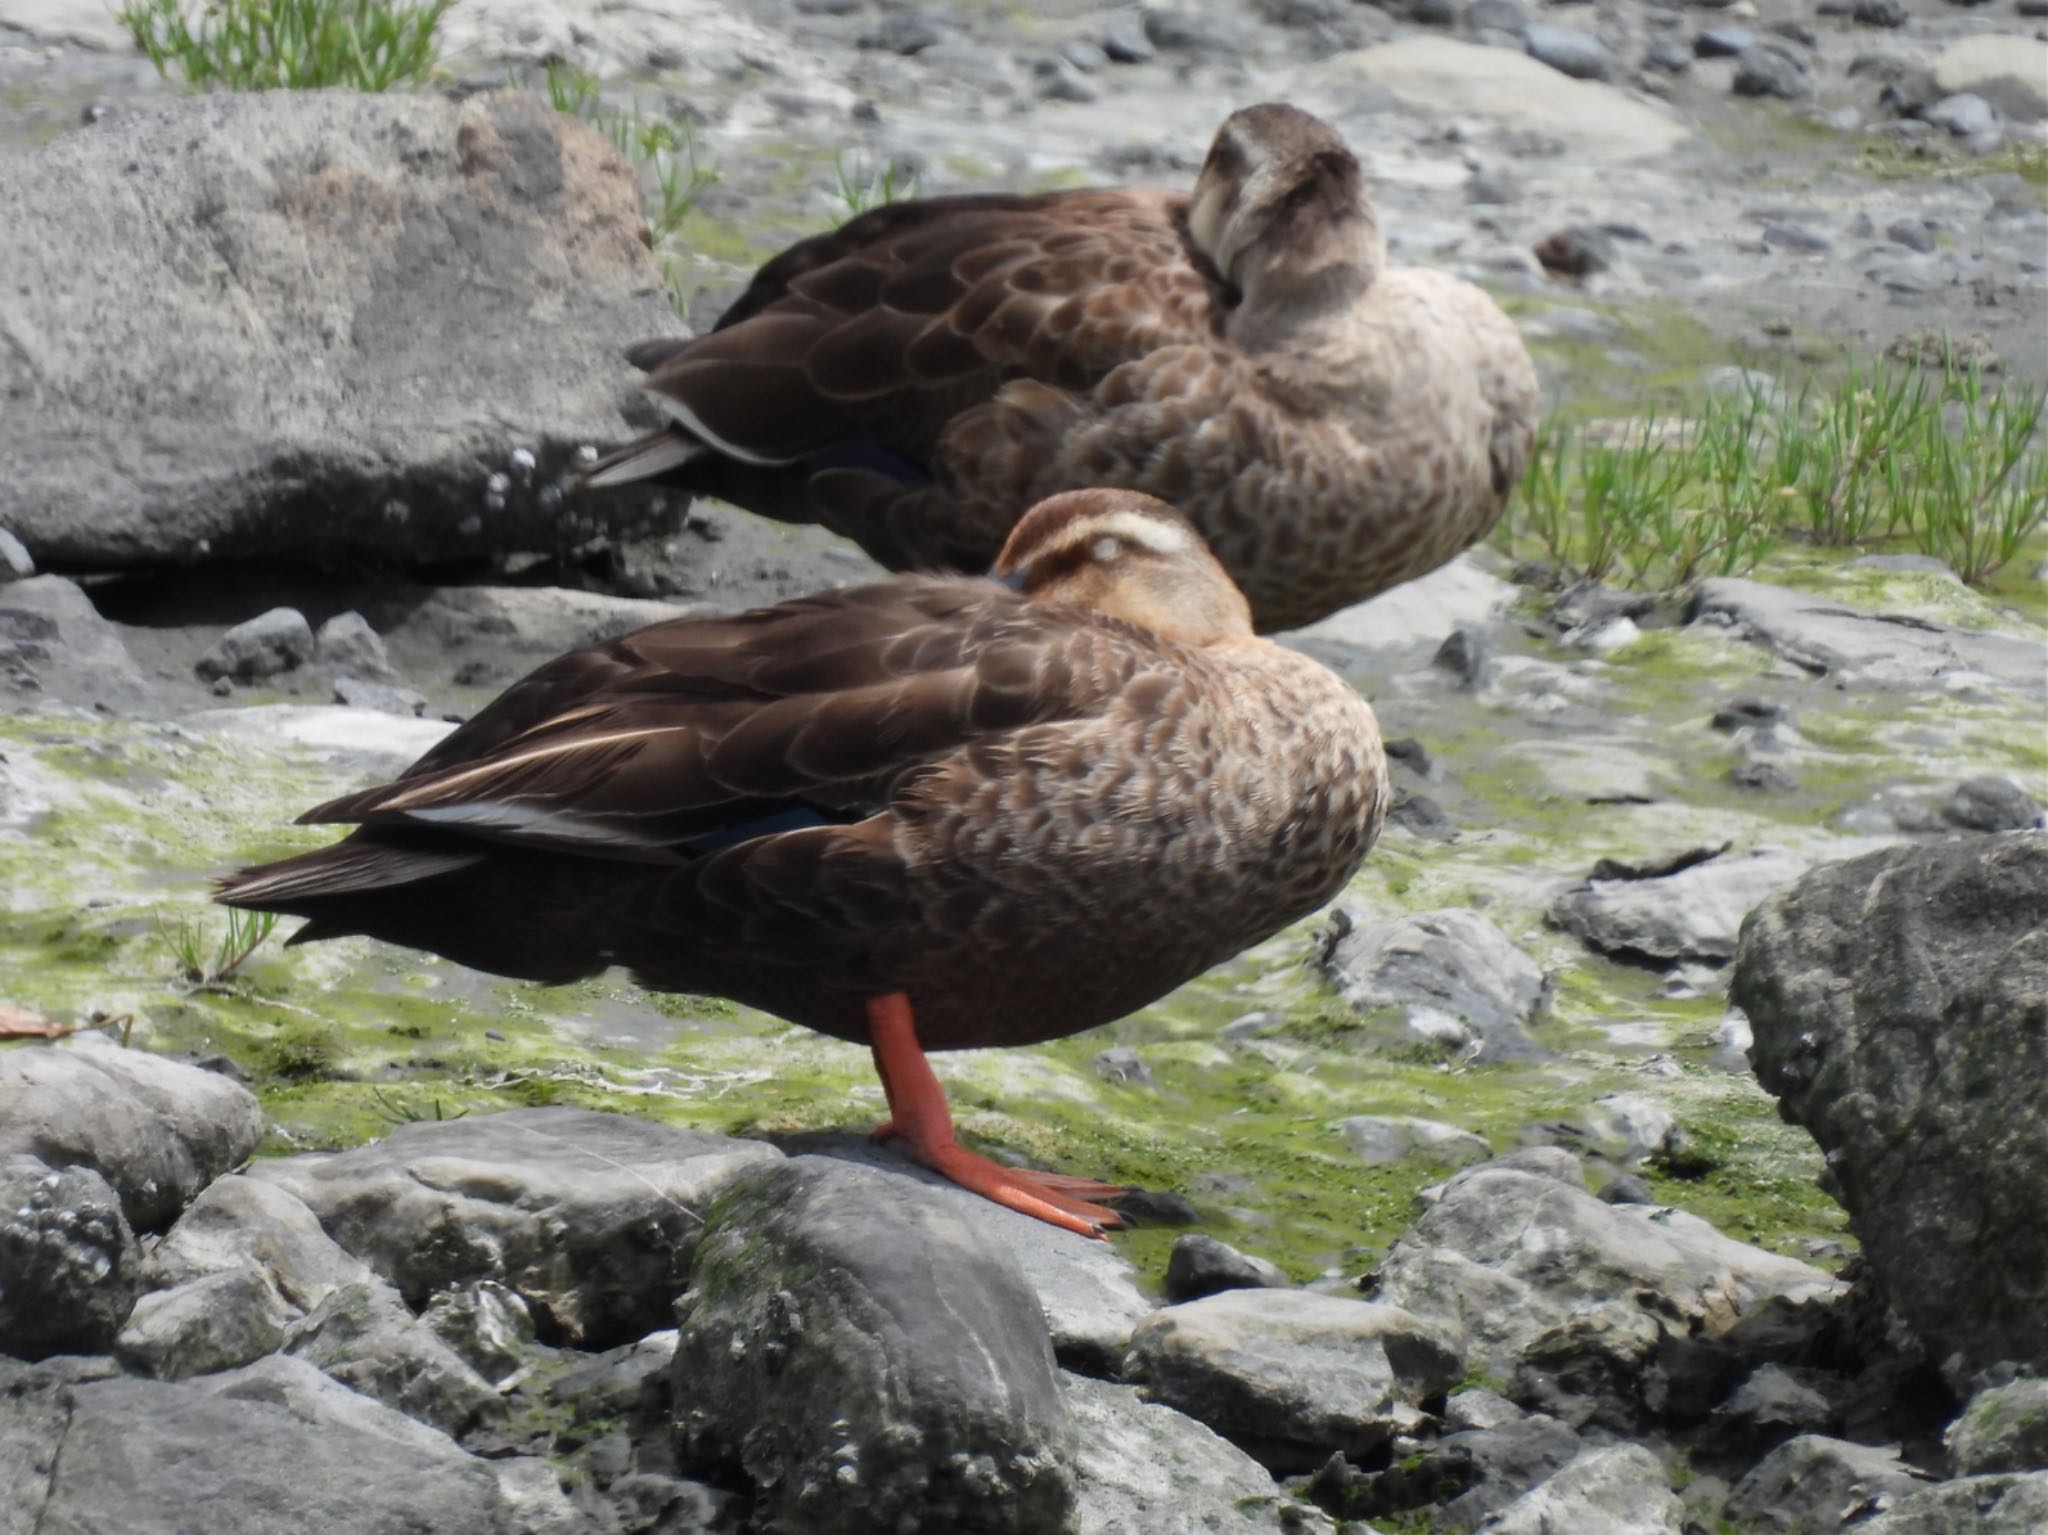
[2, 1, 2047, 1532]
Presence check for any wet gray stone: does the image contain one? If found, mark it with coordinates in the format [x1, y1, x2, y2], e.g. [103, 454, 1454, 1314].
[793, 1131, 1153, 1373]
[1121, 1288, 1461, 1471]
[1734, 834, 2048, 1378]
[1724, 1435, 1922, 1533]
[1927, 93, 1999, 140]
[116, 1267, 292, 1380]
[1353, 1409, 1583, 1527]
[1948, 1378, 2048, 1474]
[1164, 1234, 1291, 1303]
[1098, 11, 1155, 62]
[1853, 0, 1907, 26]
[332, 676, 428, 716]
[313, 611, 396, 682]
[196, 608, 316, 683]
[0, 1154, 139, 1360]
[1485, 1446, 1683, 1535]
[1861, 1472, 2048, 1534]
[1525, 24, 1611, 81]
[1318, 906, 1550, 1056]
[1645, 36, 1692, 72]
[1372, 1159, 1838, 1382]
[1942, 776, 2043, 832]
[858, 8, 942, 55]
[1063, 1372, 1315, 1535]
[0, 575, 152, 712]
[0, 1033, 265, 1232]
[673, 1156, 1072, 1535]
[250, 1107, 781, 1347]
[421, 1280, 537, 1388]
[1690, 576, 2047, 702]
[1338, 1115, 1491, 1169]
[1734, 44, 1813, 100]
[283, 1278, 501, 1439]
[1695, 26, 1753, 57]
[1549, 847, 1810, 966]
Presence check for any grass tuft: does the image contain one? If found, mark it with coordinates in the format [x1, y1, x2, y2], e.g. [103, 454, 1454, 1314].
[830, 149, 920, 223]
[120, 0, 450, 92]
[1497, 349, 2048, 590]
[541, 61, 720, 244]
[158, 907, 279, 986]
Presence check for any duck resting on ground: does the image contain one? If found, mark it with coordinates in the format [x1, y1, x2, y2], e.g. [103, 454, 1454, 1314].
[216, 489, 1388, 1237]
[583, 102, 1539, 635]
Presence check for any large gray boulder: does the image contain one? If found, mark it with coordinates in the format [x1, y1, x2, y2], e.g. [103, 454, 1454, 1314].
[0, 1035, 265, 1231]
[673, 1156, 1073, 1535]
[0, 89, 682, 572]
[1732, 832, 2048, 1378]
[250, 1106, 780, 1347]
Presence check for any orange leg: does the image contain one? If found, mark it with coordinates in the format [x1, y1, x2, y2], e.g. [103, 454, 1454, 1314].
[866, 993, 1126, 1240]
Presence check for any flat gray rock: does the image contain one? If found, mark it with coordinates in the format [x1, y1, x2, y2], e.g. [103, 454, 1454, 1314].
[1337, 1114, 1492, 1169]
[0, 1034, 264, 1231]
[1372, 1159, 1839, 1381]
[673, 1155, 1073, 1535]
[141, 1172, 371, 1313]
[0, 89, 681, 571]
[1724, 1435, 1922, 1534]
[118, 1267, 291, 1382]
[1121, 1288, 1461, 1470]
[1690, 578, 2048, 703]
[1859, 1472, 2048, 1535]
[1063, 1373, 1322, 1535]
[250, 1106, 780, 1347]
[1317, 906, 1550, 1056]
[5, 1364, 531, 1534]
[1549, 848, 1810, 966]
[1733, 833, 2048, 1379]
[1484, 1445, 1683, 1535]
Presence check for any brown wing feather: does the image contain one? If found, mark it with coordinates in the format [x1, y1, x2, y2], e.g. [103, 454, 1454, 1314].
[295, 580, 1148, 861]
[635, 188, 1227, 471]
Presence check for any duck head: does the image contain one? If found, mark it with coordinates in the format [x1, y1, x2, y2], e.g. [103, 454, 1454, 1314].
[1187, 103, 1384, 311]
[992, 490, 1254, 647]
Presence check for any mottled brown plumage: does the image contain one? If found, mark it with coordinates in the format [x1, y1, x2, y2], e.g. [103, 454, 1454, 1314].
[587, 103, 1539, 633]
[217, 491, 1387, 1231]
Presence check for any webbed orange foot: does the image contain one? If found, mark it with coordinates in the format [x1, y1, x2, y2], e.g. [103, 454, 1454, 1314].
[866, 992, 1127, 1239]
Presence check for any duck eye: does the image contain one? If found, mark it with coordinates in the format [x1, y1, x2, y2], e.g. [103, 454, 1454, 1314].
[1091, 535, 1124, 563]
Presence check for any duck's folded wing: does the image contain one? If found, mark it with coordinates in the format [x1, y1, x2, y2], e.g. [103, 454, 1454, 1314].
[634, 189, 1228, 467]
[293, 582, 1145, 862]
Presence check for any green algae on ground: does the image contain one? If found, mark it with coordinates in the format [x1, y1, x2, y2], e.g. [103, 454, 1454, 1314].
[8, 609, 1969, 1291]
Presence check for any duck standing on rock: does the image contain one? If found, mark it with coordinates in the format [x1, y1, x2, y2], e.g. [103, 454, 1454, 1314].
[217, 490, 1388, 1237]
[585, 103, 1539, 634]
